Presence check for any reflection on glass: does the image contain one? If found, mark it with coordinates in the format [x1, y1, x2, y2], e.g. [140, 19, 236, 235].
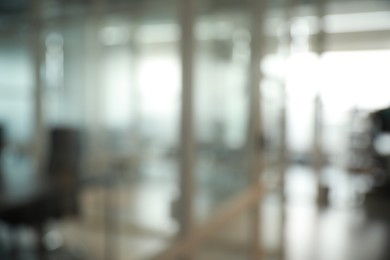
[0, 33, 33, 145]
[90, 12, 181, 259]
[194, 12, 251, 223]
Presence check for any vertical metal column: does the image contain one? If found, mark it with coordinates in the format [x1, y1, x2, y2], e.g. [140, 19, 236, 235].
[88, 0, 106, 174]
[313, 0, 328, 207]
[278, 0, 299, 258]
[92, 1, 115, 258]
[247, 0, 267, 259]
[178, 0, 196, 249]
[84, 0, 111, 259]
[84, 2, 104, 175]
[129, 23, 141, 155]
[31, 0, 45, 174]
[310, 0, 328, 254]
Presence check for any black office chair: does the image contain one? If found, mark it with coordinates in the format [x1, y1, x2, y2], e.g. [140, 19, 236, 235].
[0, 125, 4, 188]
[0, 127, 82, 258]
[45, 127, 82, 218]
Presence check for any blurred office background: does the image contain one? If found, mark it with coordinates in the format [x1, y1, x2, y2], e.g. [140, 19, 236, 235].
[0, 0, 390, 259]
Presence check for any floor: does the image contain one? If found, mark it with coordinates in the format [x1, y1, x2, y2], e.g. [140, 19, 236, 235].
[1, 164, 390, 260]
[198, 166, 390, 260]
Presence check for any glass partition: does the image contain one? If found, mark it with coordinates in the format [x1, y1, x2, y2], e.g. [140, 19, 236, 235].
[194, 3, 253, 223]
[0, 30, 34, 147]
[0, 1, 284, 259]
[79, 5, 180, 259]
[43, 19, 87, 128]
[0, 27, 36, 218]
[0, 2, 182, 260]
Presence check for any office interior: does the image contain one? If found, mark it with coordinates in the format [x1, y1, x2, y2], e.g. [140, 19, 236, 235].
[0, 0, 390, 259]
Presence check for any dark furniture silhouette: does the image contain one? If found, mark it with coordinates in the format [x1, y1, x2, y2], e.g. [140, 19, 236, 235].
[0, 127, 82, 258]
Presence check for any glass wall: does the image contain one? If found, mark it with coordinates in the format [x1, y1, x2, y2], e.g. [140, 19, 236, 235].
[0, 30, 34, 147]
[194, 2, 253, 223]
[0, 26, 36, 207]
[73, 4, 181, 259]
[4, 0, 389, 259]
[0, 0, 295, 259]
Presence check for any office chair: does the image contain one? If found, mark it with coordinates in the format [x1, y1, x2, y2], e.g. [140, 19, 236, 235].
[46, 127, 82, 218]
[0, 127, 82, 258]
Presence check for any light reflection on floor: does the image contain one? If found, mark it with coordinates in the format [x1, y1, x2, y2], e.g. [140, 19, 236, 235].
[199, 165, 390, 260]
[2, 163, 389, 260]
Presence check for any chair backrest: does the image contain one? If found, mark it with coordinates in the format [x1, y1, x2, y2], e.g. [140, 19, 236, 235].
[47, 127, 81, 177]
[46, 127, 82, 217]
[0, 125, 3, 188]
[373, 107, 390, 133]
